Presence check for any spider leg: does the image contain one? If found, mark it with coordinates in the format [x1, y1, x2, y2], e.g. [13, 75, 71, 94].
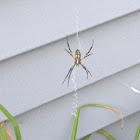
[65, 49, 75, 59]
[66, 36, 72, 53]
[62, 67, 73, 84]
[81, 40, 94, 61]
[81, 65, 89, 79]
[86, 39, 94, 55]
[67, 64, 75, 86]
[65, 36, 75, 59]
[62, 63, 75, 85]
[80, 63, 92, 79]
[81, 53, 93, 60]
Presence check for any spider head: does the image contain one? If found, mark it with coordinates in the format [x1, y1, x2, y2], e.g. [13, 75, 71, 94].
[75, 49, 80, 54]
[75, 49, 81, 59]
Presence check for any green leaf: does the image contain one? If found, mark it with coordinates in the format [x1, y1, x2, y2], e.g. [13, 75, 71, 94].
[80, 104, 124, 129]
[83, 130, 116, 140]
[71, 109, 81, 140]
[0, 104, 22, 140]
[98, 129, 116, 140]
[135, 123, 140, 140]
[71, 104, 124, 140]
[83, 134, 91, 140]
[0, 124, 8, 140]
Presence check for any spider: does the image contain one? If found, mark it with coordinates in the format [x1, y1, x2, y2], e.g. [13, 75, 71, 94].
[62, 37, 94, 86]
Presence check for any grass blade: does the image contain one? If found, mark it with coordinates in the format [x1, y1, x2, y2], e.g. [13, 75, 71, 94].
[135, 123, 140, 140]
[71, 109, 81, 140]
[83, 129, 116, 140]
[71, 104, 124, 140]
[80, 104, 124, 129]
[98, 129, 116, 140]
[83, 134, 91, 140]
[5, 125, 14, 140]
[0, 123, 8, 140]
[0, 104, 22, 140]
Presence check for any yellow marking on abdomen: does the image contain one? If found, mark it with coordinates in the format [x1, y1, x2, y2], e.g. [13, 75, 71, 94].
[76, 59, 79, 64]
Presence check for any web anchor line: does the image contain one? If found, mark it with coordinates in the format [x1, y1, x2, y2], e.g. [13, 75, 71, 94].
[71, 70, 78, 117]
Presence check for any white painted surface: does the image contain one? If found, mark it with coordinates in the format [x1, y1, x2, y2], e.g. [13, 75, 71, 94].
[0, 11, 140, 121]
[82, 111, 140, 140]
[5, 64, 140, 140]
[0, 1, 140, 139]
[0, 0, 140, 61]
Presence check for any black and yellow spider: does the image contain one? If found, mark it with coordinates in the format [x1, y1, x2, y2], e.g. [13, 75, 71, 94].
[62, 37, 94, 86]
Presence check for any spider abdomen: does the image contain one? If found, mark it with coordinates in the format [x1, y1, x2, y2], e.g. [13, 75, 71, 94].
[75, 49, 81, 65]
[75, 59, 81, 65]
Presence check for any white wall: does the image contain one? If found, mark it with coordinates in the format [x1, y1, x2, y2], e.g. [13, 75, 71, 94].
[82, 111, 140, 140]
[5, 64, 140, 140]
[0, 6, 140, 140]
[0, 11, 140, 123]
